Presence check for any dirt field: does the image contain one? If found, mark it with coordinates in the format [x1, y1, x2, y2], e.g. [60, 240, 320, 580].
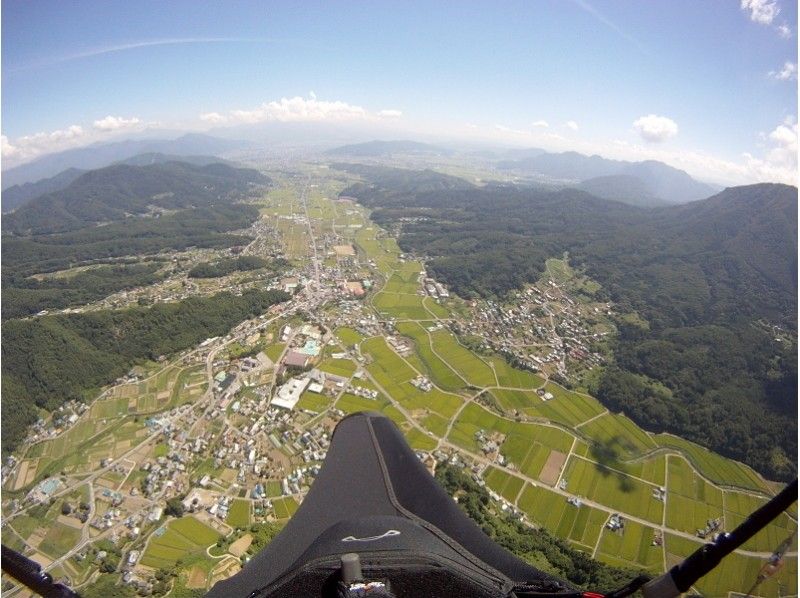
[539, 450, 567, 486]
[56, 515, 83, 530]
[186, 566, 207, 589]
[228, 533, 253, 557]
[11, 460, 30, 491]
[333, 244, 356, 256]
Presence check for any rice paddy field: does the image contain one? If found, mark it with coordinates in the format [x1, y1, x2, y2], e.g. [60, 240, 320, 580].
[655, 433, 769, 493]
[595, 520, 663, 572]
[226, 499, 251, 529]
[665, 456, 725, 535]
[429, 329, 497, 387]
[517, 484, 608, 553]
[361, 337, 463, 420]
[272, 497, 299, 520]
[578, 412, 656, 460]
[562, 456, 664, 524]
[395, 321, 465, 391]
[723, 490, 797, 553]
[485, 356, 546, 389]
[140, 517, 221, 569]
[483, 466, 525, 503]
[665, 533, 797, 597]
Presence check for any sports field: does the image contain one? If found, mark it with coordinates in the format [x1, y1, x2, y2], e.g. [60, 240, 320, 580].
[335, 327, 363, 347]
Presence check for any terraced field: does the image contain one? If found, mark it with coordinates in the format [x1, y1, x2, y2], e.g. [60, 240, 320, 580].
[563, 457, 664, 524]
[517, 484, 608, 552]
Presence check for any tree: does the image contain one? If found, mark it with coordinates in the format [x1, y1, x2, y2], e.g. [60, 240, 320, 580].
[165, 497, 185, 518]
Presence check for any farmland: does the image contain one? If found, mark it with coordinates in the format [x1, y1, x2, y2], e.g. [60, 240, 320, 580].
[140, 517, 221, 569]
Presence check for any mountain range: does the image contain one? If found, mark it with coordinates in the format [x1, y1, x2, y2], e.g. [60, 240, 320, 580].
[497, 150, 720, 205]
[1, 133, 250, 190]
[1, 152, 235, 213]
[3, 160, 268, 235]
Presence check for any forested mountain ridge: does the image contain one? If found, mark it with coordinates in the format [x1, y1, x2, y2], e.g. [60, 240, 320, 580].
[3, 161, 269, 235]
[2, 161, 268, 319]
[1, 289, 290, 453]
[334, 164, 797, 480]
[498, 150, 719, 204]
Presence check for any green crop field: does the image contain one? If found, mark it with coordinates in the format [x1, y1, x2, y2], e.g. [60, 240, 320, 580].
[487, 357, 545, 389]
[38, 523, 81, 558]
[395, 321, 465, 391]
[484, 467, 525, 502]
[335, 327, 363, 347]
[724, 490, 797, 552]
[403, 427, 437, 451]
[272, 497, 299, 519]
[574, 446, 666, 486]
[264, 343, 286, 363]
[226, 499, 250, 528]
[429, 330, 496, 387]
[665, 456, 724, 534]
[595, 520, 663, 572]
[579, 412, 656, 460]
[655, 434, 768, 492]
[384, 272, 421, 294]
[373, 292, 434, 320]
[520, 385, 606, 427]
[517, 484, 607, 552]
[664, 534, 796, 597]
[490, 388, 540, 413]
[448, 403, 573, 466]
[318, 358, 356, 377]
[140, 517, 221, 568]
[334, 392, 407, 427]
[563, 457, 663, 524]
[296, 391, 331, 413]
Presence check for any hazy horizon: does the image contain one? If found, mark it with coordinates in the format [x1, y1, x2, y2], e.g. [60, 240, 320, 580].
[2, 0, 798, 186]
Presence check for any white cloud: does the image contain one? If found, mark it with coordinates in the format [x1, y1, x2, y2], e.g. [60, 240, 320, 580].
[1, 135, 20, 158]
[377, 109, 403, 118]
[92, 115, 141, 131]
[565, 120, 579, 131]
[531, 120, 549, 128]
[741, 0, 780, 24]
[633, 114, 679, 143]
[309, 90, 317, 100]
[227, 96, 369, 124]
[777, 22, 792, 37]
[495, 124, 527, 135]
[200, 112, 228, 124]
[1, 124, 86, 162]
[768, 61, 797, 80]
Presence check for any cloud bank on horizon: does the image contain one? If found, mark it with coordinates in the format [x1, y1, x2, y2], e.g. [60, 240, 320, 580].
[1, 1, 796, 187]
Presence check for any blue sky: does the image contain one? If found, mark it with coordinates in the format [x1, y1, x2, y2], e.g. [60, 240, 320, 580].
[2, 0, 797, 184]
